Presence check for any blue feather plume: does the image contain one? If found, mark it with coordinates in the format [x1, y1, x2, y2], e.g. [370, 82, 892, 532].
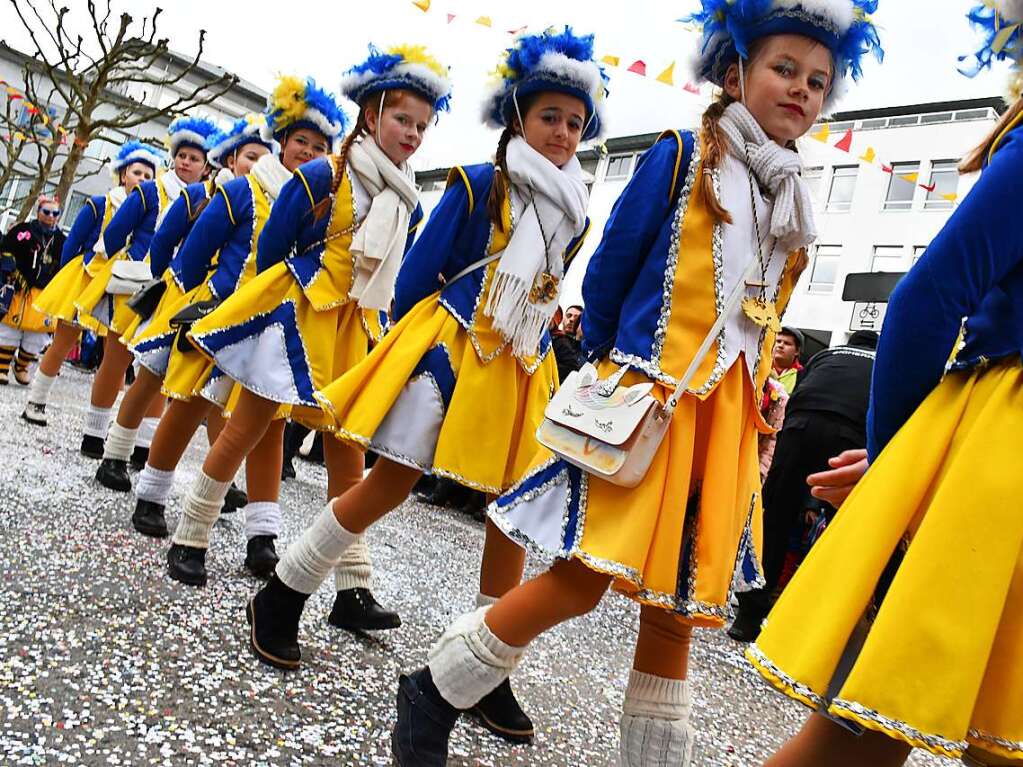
[302, 78, 348, 134]
[960, 4, 1023, 76]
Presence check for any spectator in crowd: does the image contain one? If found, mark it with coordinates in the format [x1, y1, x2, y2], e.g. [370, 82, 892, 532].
[550, 303, 586, 383]
[729, 330, 879, 642]
[758, 377, 789, 481]
[0, 195, 67, 385]
[770, 326, 804, 394]
[562, 304, 583, 337]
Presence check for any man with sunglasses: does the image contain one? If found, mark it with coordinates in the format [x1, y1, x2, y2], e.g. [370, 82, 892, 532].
[0, 195, 67, 385]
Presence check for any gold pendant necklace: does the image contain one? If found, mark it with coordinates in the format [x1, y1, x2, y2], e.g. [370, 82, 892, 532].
[741, 294, 782, 332]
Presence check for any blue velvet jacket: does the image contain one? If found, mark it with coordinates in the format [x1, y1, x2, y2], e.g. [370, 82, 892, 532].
[172, 175, 270, 300]
[61, 194, 107, 268]
[393, 162, 590, 363]
[102, 178, 168, 262]
[867, 117, 1023, 460]
[150, 181, 214, 279]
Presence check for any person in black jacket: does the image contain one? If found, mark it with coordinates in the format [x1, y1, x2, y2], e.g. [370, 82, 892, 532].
[550, 304, 586, 383]
[0, 196, 67, 385]
[728, 330, 879, 642]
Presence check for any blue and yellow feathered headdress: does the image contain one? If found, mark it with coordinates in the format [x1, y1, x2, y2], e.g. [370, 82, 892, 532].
[483, 27, 609, 142]
[684, 0, 884, 109]
[339, 44, 452, 113]
[110, 140, 164, 180]
[267, 76, 347, 143]
[961, 0, 1023, 98]
[206, 113, 277, 167]
[165, 116, 219, 158]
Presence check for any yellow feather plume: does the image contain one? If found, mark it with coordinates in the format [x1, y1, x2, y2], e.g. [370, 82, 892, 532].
[270, 75, 308, 129]
[386, 44, 446, 78]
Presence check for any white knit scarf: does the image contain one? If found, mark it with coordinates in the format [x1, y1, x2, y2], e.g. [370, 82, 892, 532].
[249, 153, 292, 201]
[484, 136, 588, 358]
[214, 167, 235, 187]
[717, 102, 817, 252]
[155, 169, 188, 230]
[91, 186, 130, 258]
[346, 137, 419, 311]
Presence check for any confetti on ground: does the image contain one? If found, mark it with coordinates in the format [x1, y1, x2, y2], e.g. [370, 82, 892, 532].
[0, 367, 947, 766]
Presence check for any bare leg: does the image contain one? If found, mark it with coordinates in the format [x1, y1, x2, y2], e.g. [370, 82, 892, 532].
[245, 419, 284, 504]
[323, 435, 365, 499]
[205, 409, 226, 446]
[765, 712, 912, 767]
[89, 333, 131, 409]
[633, 605, 693, 680]
[479, 516, 526, 599]
[37, 321, 80, 378]
[114, 367, 164, 430]
[148, 398, 214, 471]
[201, 389, 280, 483]
[331, 456, 422, 533]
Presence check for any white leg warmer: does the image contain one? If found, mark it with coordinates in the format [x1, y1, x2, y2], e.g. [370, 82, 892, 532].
[136, 416, 160, 449]
[427, 606, 525, 710]
[103, 421, 137, 461]
[243, 501, 282, 540]
[276, 503, 358, 595]
[135, 465, 176, 506]
[476, 592, 498, 608]
[171, 471, 232, 548]
[83, 405, 112, 438]
[333, 534, 373, 591]
[27, 370, 56, 405]
[619, 671, 695, 767]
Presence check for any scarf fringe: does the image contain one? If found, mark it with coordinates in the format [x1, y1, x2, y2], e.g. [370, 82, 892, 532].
[484, 271, 550, 358]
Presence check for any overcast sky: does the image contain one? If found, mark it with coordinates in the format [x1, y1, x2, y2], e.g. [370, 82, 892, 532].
[0, 0, 1010, 169]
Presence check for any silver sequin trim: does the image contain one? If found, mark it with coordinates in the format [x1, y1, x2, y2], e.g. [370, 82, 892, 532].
[687, 168, 727, 396]
[968, 728, 1023, 755]
[829, 698, 967, 756]
[746, 642, 825, 707]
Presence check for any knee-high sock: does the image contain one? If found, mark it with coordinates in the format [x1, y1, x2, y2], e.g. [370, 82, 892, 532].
[136, 416, 159, 449]
[243, 501, 282, 540]
[619, 671, 695, 767]
[172, 471, 232, 548]
[83, 405, 112, 439]
[427, 606, 525, 710]
[103, 421, 137, 461]
[27, 369, 57, 405]
[0, 345, 14, 377]
[333, 534, 373, 591]
[276, 503, 357, 594]
[135, 465, 175, 506]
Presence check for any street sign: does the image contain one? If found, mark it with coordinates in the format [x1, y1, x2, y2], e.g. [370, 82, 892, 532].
[842, 272, 905, 303]
[850, 301, 887, 331]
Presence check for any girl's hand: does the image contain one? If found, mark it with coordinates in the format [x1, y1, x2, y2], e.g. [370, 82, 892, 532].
[807, 449, 868, 508]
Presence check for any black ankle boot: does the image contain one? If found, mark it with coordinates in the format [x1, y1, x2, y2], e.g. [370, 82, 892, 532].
[246, 574, 309, 670]
[726, 605, 766, 643]
[130, 445, 149, 471]
[221, 482, 247, 514]
[328, 588, 402, 631]
[167, 544, 208, 587]
[469, 678, 535, 743]
[245, 535, 279, 578]
[392, 667, 460, 767]
[95, 458, 132, 492]
[132, 499, 168, 538]
[80, 434, 104, 459]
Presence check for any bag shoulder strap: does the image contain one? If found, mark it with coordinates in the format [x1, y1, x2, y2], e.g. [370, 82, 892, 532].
[445, 252, 502, 287]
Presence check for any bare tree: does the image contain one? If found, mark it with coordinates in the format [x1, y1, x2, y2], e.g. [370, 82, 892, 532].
[4, 0, 238, 215]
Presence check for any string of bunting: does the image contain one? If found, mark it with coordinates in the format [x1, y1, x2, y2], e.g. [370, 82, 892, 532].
[408, 0, 705, 94]
[809, 121, 960, 202]
[0, 79, 73, 146]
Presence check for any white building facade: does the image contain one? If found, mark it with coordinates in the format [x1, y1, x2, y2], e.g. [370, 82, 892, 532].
[415, 97, 1003, 356]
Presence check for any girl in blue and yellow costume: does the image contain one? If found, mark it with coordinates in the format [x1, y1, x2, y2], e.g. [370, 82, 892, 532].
[165, 51, 445, 606]
[22, 141, 161, 429]
[387, 4, 883, 765]
[248, 28, 602, 747]
[93, 123, 237, 491]
[71, 116, 218, 460]
[749, 4, 1023, 766]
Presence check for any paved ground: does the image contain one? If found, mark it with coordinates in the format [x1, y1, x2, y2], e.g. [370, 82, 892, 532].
[0, 367, 948, 766]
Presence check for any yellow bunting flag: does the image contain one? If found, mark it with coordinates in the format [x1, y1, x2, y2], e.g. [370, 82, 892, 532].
[901, 172, 919, 183]
[601, 55, 620, 67]
[993, 23, 1020, 53]
[475, 16, 492, 27]
[412, 0, 430, 10]
[859, 146, 876, 163]
[14, 131, 26, 141]
[811, 123, 830, 143]
[656, 61, 675, 85]
[942, 192, 959, 202]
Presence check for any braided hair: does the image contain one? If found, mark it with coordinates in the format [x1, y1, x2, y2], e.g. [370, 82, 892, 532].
[486, 91, 539, 231]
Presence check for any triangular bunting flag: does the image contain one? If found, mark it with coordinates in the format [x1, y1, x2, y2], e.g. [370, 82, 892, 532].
[811, 123, 830, 142]
[412, 0, 430, 11]
[601, 55, 620, 67]
[475, 16, 492, 27]
[921, 182, 937, 193]
[882, 165, 893, 173]
[992, 23, 1020, 53]
[683, 81, 701, 94]
[656, 62, 675, 85]
[627, 60, 647, 76]
[507, 25, 527, 35]
[834, 129, 853, 152]
[446, 13, 455, 22]
[942, 192, 959, 202]
[859, 147, 876, 163]
[900, 172, 918, 183]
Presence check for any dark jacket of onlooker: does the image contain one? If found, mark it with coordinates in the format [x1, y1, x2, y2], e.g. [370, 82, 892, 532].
[552, 331, 586, 383]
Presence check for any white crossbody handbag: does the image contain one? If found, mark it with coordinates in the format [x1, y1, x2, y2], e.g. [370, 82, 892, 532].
[536, 256, 762, 487]
[106, 259, 153, 296]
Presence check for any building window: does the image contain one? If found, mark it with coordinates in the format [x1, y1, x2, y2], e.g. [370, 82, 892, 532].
[62, 191, 89, 228]
[802, 166, 823, 204]
[604, 153, 634, 180]
[913, 246, 928, 264]
[924, 160, 959, 210]
[826, 166, 857, 213]
[871, 245, 904, 272]
[808, 245, 841, 294]
[884, 162, 920, 211]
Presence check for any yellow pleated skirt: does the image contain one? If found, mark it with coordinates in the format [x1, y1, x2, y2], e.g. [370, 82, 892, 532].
[74, 255, 139, 337]
[490, 358, 764, 627]
[3, 287, 53, 334]
[317, 293, 557, 495]
[33, 255, 104, 334]
[748, 357, 1023, 761]
[187, 261, 367, 428]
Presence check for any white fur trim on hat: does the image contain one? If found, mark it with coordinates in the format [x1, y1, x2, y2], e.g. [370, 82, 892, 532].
[339, 61, 451, 108]
[773, 0, 856, 33]
[169, 130, 209, 156]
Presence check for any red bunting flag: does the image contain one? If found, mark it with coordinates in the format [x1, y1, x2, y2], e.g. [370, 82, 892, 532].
[881, 164, 893, 173]
[683, 81, 701, 94]
[834, 128, 853, 152]
[921, 182, 936, 192]
[446, 13, 455, 22]
[627, 60, 647, 76]
[507, 25, 527, 35]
